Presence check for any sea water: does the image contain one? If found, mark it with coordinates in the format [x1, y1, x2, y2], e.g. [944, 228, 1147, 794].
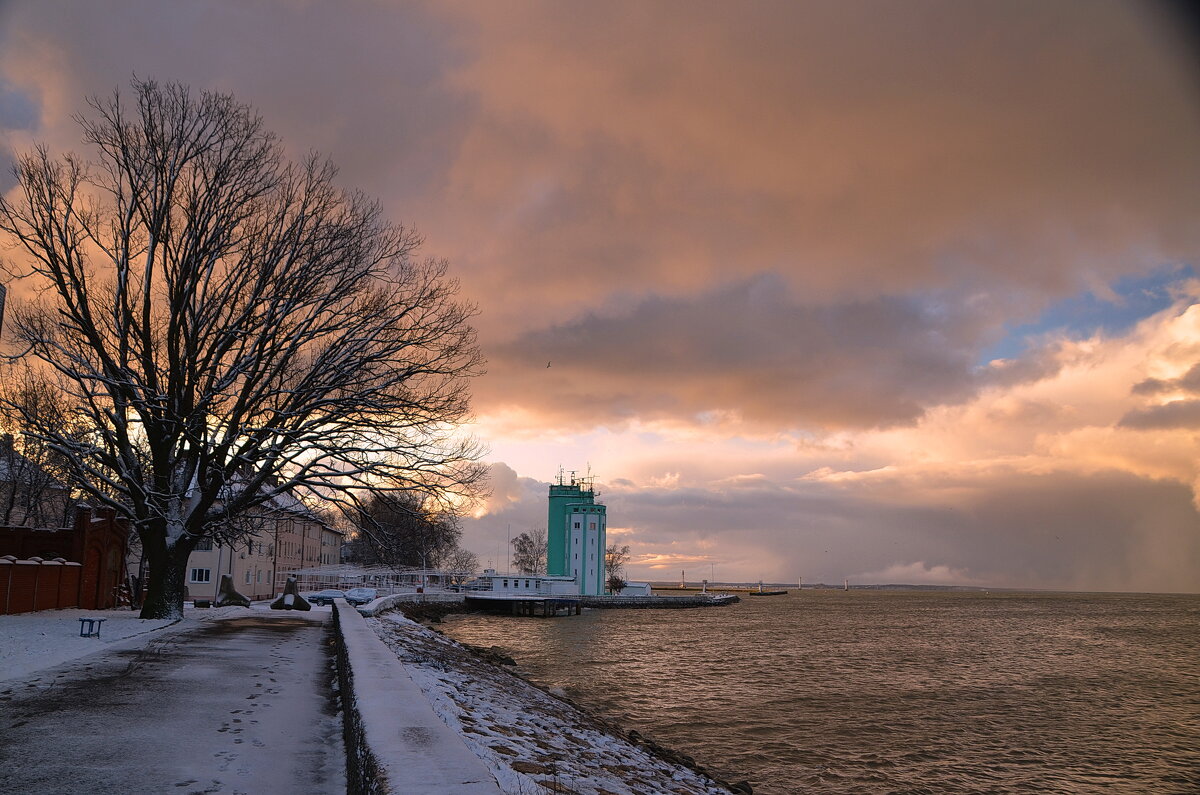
[439, 590, 1200, 794]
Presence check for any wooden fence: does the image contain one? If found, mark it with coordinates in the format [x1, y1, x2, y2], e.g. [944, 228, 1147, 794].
[0, 557, 87, 614]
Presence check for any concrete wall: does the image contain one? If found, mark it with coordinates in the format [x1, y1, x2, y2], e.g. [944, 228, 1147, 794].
[330, 601, 499, 794]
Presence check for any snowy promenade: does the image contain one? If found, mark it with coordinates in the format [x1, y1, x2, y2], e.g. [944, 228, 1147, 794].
[1, 604, 740, 794]
[0, 608, 344, 794]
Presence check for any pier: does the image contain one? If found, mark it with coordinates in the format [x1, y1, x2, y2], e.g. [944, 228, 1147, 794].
[654, 585, 787, 596]
[580, 594, 739, 608]
[464, 595, 582, 617]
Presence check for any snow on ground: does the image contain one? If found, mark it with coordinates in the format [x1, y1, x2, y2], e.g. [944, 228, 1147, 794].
[0, 601, 331, 683]
[0, 607, 178, 682]
[2, 604, 344, 795]
[370, 612, 733, 795]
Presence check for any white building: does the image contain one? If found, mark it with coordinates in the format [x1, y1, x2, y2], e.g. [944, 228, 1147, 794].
[470, 568, 654, 597]
[470, 569, 579, 595]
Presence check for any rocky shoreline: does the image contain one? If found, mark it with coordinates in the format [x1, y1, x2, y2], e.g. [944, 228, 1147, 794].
[369, 609, 754, 794]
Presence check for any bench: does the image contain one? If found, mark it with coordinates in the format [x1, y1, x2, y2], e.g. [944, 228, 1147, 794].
[78, 617, 106, 638]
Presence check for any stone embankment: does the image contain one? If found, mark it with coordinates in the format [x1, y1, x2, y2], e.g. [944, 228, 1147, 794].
[334, 598, 752, 794]
[331, 601, 501, 793]
[361, 591, 742, 614]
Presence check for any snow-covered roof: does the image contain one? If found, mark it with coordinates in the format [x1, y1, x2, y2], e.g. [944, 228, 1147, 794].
[211, 472, 330, 527]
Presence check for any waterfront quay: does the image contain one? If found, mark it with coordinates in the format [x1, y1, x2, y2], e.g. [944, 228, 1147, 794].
[464, 594, 582, 617]
[400, 591, 741, 617]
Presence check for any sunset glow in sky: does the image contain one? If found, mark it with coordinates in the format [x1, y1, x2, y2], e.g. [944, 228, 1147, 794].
[2, 1, 1198, 591]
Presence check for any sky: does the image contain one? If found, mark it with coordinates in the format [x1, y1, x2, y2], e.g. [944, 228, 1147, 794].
[1, 0, 1198, 592]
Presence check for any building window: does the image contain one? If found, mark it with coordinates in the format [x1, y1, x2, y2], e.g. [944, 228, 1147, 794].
[190, 568, 211, 583]
[574, 553, 578, 560]
[574, 522, 580, 529]
[245, 570, 252, 584]
[257, 571, 262, 583]
[195, 538, 213, 551]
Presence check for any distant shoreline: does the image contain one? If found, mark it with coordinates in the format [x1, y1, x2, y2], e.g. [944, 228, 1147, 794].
[651, 583, 1200, 595]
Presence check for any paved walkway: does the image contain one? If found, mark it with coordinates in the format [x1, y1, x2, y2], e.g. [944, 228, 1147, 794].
[0, 612, 345, 795]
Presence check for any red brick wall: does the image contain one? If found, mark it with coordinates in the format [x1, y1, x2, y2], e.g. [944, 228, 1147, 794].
[58, 564, 81, 607]
[0, 505, 128, 613]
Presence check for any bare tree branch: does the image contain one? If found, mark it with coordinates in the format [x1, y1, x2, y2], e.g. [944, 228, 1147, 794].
[0, 79, 485, 618]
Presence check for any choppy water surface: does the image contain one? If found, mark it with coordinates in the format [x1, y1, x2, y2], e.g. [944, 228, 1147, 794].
[439, 590, 1200, 794]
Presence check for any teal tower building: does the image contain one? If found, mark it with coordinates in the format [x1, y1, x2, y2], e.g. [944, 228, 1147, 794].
[547, 470, 607, 595]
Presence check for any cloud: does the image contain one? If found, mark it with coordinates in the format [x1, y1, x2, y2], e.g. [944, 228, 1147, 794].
[1132, 361, 1200, 396]
[613, 467, 1200, 593]
[849, 562, 979, 587]
[2, 0, 1199, 592]
[427, 0, 1200, 335]
[1120, 399, 1200, 430]
[480, 275, 1025, 431]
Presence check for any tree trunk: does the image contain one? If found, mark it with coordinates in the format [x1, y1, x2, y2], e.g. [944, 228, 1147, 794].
[139, 538, 192, 619]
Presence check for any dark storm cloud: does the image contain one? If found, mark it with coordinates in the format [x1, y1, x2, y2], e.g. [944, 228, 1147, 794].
[483, 275, 1053, 429]
[465, 467, 1200, 592]
[0, 0, 471, 206]
[3, 0, 1198, 431]
[435, 0, 1200, 335]
[622, 469, 1200, 592]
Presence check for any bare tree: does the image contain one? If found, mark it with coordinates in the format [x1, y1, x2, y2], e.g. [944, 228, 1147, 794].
[511, 527, 547, 575]
[439, 546, 479, 586]
[348, 492, 461, 570]
[0, 80, 483, 618]
[0, 371, 80, 528]
[605, 543, 631, 594]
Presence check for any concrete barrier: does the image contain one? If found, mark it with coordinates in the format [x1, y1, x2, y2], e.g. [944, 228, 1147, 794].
[331, 600, 500, 794]
[355, 591, 465, 617]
